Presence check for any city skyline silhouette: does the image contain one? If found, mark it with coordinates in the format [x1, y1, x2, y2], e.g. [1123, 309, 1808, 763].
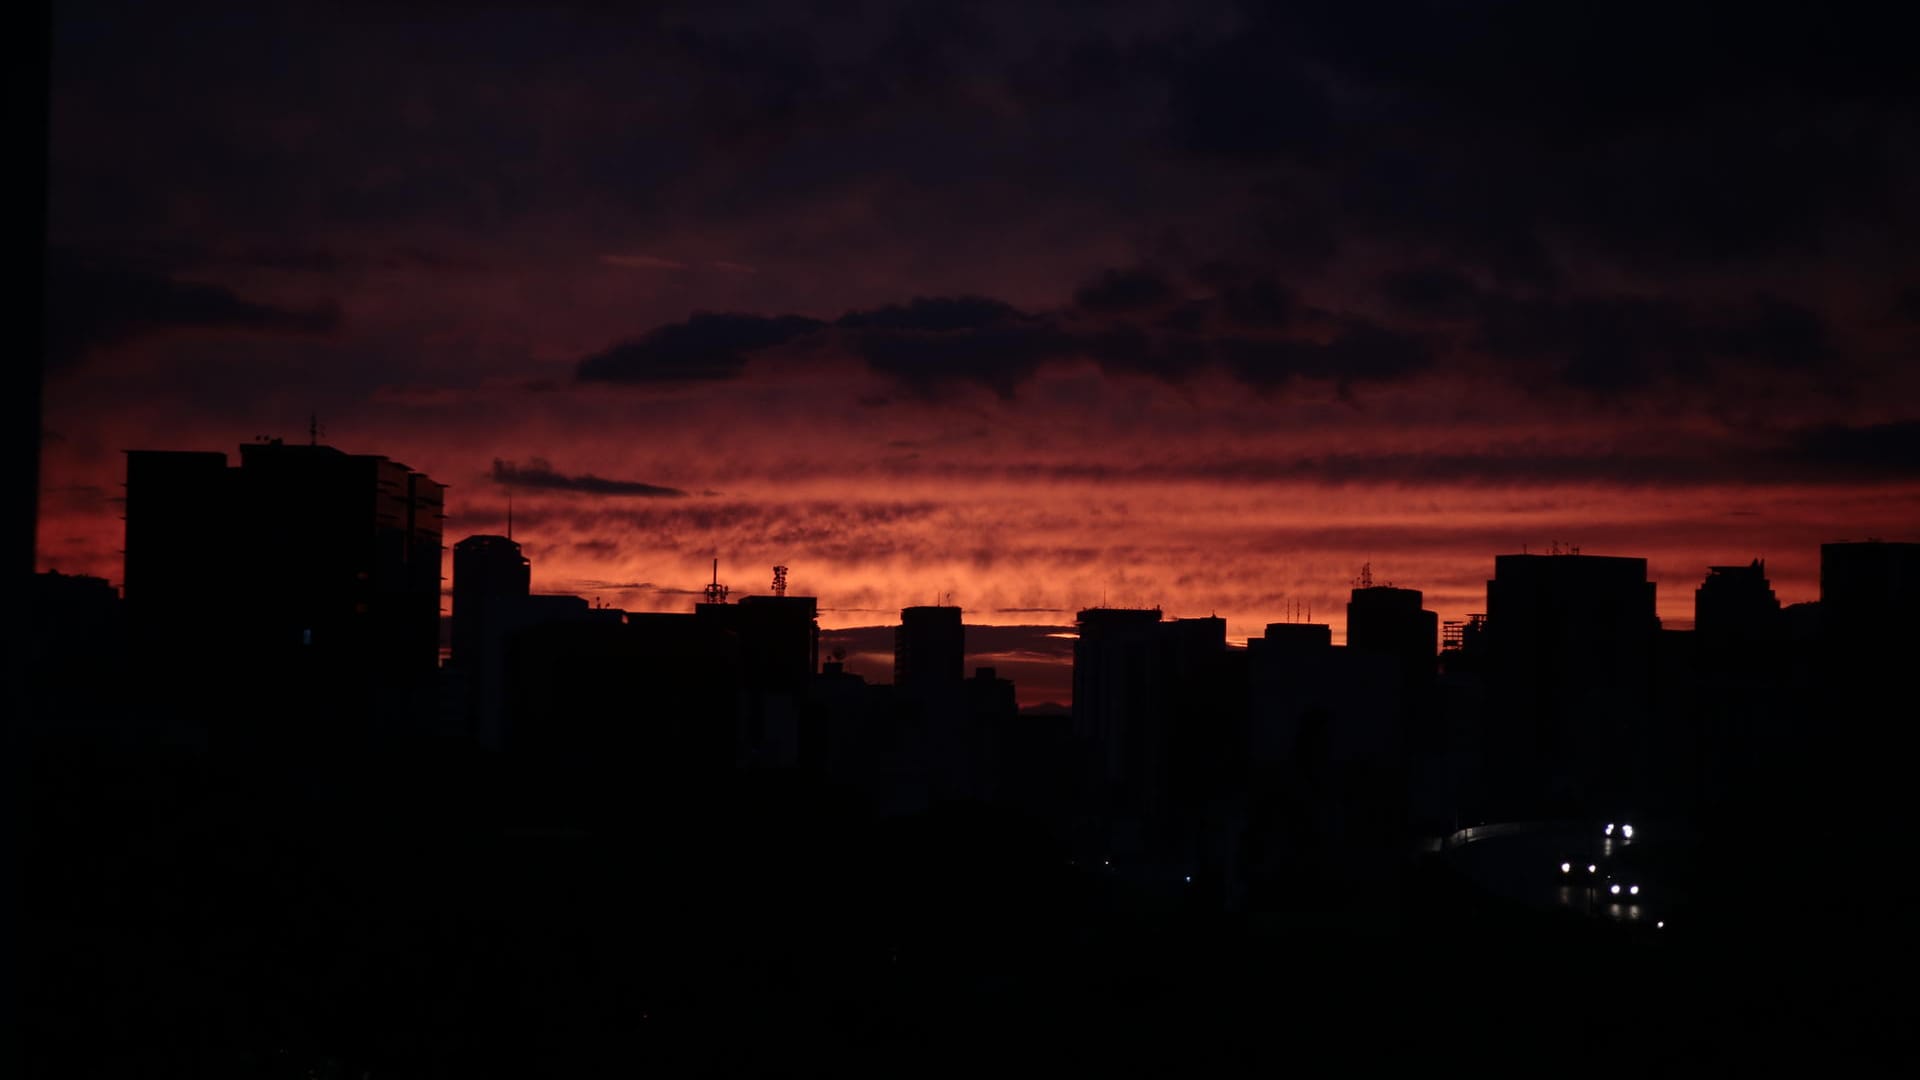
[18, 2, 1920, 1075]
[21, 430, 1919, 1074]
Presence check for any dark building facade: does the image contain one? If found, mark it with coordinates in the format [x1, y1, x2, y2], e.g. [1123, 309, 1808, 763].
[124, 439, 446, 682]
[696, 592, 821, 767]
[894, 605, 964, 694]
[24, 570, 128, 733]
[695, 594, 820, 693]
[1820, 540, 1920, 650]
[1483, 552, 1659, 816]
[1243, 621, 1405, 905]
[1346, 583, 1438, 700]
[1694, 559, 1782, 672]
[451, 534, 531, 666]
[122, 449, 232, 648]
[503, 611, 743, 817]
[1071, 608, 1234, 865]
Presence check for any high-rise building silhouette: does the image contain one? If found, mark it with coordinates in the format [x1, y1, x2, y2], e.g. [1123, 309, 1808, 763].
[1820, 540, 1920, 648]
[1257, 621, 1331, 651]
[1483, 552, 1658, 814]
[1694, 559, 1782, 671]
[1814, 540, 1920, 783]
[122, 450, 231, 642]
[894, 605, 964, 694]
[1695, 558, 1780, 636]
[1346, 581, 1438, 693]
[696, 588, 821, 767]
[451, 535, 532, 667]
[1071, 608, 1231, 863]
[449, 534, 532, 744]
[695, 594, 820, 693]
[504, 610, 742, 795]
[1073, 607, 1173, 799]
[1243, 620, 1404, 903]
[966, 666, 1017, 722]
[124, 439, 445, 678]
[25, 570, 127, 732]
[1246, 621, 1401, 766]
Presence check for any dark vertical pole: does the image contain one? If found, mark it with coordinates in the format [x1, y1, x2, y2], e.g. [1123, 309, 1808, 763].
[4, 6, 53, 1077]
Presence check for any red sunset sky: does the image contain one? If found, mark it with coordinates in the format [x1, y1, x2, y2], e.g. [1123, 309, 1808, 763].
[37, 2, 1920, 702]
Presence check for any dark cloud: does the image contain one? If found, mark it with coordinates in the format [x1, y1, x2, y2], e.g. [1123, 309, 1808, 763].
[851, 319, 1068, 401]
[835, 296, 1021, 332]
[1214, 320, 1435, 390]
[45, 250, 340, 368]
[576, 312, 824, 383]
[1787, 421, 1920, 477]
[1278, 2, 1918, 143]
[1895, 288, 1920, 324]
[1477, 292, 1832, 395]
[1072, 267, 1178, 314]
[491, 457, 688, 497]
[1166, 34, 1334, 162]
[1213, 278, 1295, 330]
[1144, 4, 1918, 278]
[867, 431, 1920, 489]
[236, 245, 346, 273]
[580, 275, 1437, 399]
[833, 297, 1066, 399]
[1379, 266, 1480, 320]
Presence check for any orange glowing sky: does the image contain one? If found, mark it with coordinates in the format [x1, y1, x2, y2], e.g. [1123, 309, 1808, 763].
[38, 3, 1920, 703]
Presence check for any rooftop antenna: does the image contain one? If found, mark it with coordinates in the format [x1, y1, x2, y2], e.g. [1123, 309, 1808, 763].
[772, 565, 788, 597]
[704, 558, 729, 604]
[308, 412, 324, 447]
[1356, 562, 1374, 589]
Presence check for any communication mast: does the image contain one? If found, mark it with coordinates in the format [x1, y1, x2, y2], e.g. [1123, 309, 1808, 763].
[1354, 562, 1374, 589]
[704, 558, 729, 604]
[772, 565, 789, 597]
